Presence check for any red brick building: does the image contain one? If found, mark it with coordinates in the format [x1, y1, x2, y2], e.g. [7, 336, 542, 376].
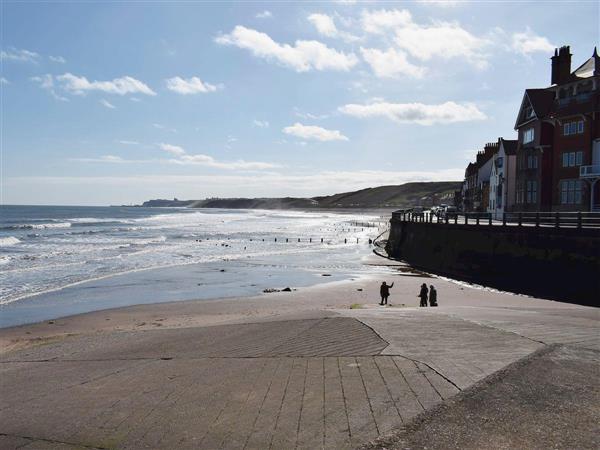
[513, 46, 600, 212]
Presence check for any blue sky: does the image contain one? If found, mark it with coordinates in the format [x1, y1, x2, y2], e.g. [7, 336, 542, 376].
[1, 1, 598, 205]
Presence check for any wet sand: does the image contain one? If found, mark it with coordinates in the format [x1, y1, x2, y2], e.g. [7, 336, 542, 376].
[0, 255, 586, 356]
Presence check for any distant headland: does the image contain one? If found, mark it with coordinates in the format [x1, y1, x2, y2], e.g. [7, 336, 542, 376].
[131, 181, 461, 210]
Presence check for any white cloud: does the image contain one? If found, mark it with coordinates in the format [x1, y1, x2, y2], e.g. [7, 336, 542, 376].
[308, 13, 360, 42]
[1, 77, 8, 85]
[253, 120, 269, 128]
[360, 47, 426, 78]
[100, 99, 116, 109]
[158, 142, 279, 170]
[165, 76, 221, 94]
[130, 97, 142, 102]
[49, 55, 66, 63]
[215, 26, 358, 72]
[283, 123, 349, 142]
[117, 140, 140, 145]
[255, 10, 272, 19]
[1, 47, 39, 63]
[71, 155, 126, 163]
[360, 9, 489, 69]
[511, 28, 554, 55]
[153, 123, 177, 133]
[57, 73, 156, 96]
[30, 74, 69, 101]
[158, 143, 186, 156]
[339, 101, 487, 125]
[294, 109, 329, 120]
[394, 20, 490, 69]
[418, 0, 461, 7]
[361, 9, 412, 34]
[308, 13, 338, 37]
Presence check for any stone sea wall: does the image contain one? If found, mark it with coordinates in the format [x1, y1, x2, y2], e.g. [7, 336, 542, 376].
[385, 219, 600, 306]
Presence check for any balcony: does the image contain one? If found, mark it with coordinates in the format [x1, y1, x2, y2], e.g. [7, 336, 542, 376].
[580, 165, 600, 178]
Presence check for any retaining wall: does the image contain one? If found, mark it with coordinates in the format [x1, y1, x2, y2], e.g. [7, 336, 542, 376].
[385, 219, 600, 306]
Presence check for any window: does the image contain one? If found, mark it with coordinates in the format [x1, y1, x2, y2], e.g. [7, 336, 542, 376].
[562, 151, 584, 167]
[496, 157, 503, 168]
[563, 120, 584, 135]
[523, 128, 534, 144]
[527, 155, 538, 169]
[560, 180, 583, 204]
[526, 180, 538, 204]
[516, 182, 525, 204]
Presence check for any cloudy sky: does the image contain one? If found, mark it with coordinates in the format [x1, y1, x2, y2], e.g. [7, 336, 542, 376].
[1, 1, 597, 205]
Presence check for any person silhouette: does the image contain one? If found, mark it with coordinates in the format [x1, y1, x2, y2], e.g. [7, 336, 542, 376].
[379, 281, 394, 305]
[418, 283, 428, 307]
[429, 285, 438, 307]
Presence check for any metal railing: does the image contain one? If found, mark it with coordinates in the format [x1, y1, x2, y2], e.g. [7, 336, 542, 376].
[580, 165, 600, 178]
[392, 210, 600, 229]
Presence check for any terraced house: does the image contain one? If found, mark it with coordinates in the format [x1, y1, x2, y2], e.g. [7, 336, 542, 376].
[513, 46, 600, 212]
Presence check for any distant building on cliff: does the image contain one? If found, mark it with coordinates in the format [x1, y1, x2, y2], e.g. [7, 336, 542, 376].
[513, 45, 600, 212]
[488, 138, 518, 219]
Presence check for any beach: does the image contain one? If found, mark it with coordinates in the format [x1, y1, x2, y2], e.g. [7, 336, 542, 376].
[1, 209, 599, 449]
[2, 252, 599, 449]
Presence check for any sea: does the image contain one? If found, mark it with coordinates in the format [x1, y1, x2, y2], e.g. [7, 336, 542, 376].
[0, 205, 390, 328]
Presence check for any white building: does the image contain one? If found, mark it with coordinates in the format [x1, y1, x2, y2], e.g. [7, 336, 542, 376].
[488, 138, 518, 219]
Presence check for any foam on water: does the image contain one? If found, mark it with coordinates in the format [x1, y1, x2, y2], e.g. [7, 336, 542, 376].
[0, 206, 388, 308]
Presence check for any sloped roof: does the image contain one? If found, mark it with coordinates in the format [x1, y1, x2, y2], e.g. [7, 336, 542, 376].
[572, 47, 599, 79]
[499, 138, 518, 155]
[525, 89, 555, 117]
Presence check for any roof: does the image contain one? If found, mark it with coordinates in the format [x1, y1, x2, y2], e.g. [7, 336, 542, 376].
[499, 138, 518, 155]
[571, 47, 599, 79]
[525, 89, 555, 117]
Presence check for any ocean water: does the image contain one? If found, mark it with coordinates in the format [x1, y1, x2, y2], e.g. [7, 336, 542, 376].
[0, 205, 389, 327]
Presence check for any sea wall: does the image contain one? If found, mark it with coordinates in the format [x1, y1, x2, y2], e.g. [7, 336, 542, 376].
[386, 219, 600, 306]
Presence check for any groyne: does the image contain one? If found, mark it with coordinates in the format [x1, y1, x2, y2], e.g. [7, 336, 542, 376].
[385, 215, 600, 306]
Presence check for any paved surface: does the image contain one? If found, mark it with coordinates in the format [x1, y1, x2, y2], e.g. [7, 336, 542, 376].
[1, 306, 598, 449]
[0, 318, 457, 450]
[363, 345, 600, 450]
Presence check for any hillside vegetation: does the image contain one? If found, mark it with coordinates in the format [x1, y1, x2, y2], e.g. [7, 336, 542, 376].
[139, 181, 461, 210]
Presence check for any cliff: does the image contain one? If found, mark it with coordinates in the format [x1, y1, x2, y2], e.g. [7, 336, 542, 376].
[139, 181, 461, 210]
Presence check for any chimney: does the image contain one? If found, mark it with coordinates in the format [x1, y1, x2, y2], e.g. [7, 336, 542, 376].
[551, 45, 572, 85]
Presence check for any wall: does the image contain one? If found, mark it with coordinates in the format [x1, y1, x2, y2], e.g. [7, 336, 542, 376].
[386, 219, 600, 306]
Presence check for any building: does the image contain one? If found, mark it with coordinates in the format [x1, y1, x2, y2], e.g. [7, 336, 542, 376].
[462, 143, 497, 212]
[513, 46, 600, 212]
[488, 138, 518, 219]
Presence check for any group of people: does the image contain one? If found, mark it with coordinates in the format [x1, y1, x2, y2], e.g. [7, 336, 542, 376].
[379, 281, 438, 307]
[418, 283, 438, 307]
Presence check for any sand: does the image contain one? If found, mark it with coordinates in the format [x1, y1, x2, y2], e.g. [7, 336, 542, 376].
[0, 253, 584, 356]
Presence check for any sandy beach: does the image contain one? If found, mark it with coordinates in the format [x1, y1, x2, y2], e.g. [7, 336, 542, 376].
[1, 252, 598, 449]
[0, 253, 582, 356]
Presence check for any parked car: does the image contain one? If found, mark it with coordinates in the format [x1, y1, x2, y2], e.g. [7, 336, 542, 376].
[443, 206, 458, 219]
[411, 206, 425, 217]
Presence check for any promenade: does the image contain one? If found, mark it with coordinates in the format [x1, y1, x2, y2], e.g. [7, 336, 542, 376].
[1, 267, 598, 449]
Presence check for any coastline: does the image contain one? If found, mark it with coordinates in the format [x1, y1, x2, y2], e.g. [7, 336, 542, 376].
[1, 253, 590, 356]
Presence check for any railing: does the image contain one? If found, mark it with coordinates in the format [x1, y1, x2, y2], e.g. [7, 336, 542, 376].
[580, 165, 600, 177]
[557, 92, 593, 107]
[392, 210, 600, 229]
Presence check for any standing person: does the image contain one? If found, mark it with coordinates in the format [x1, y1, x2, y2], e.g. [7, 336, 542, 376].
[418, 283, 428, 307]
[429, 285, 438, 307]
[379, 281, 394, 305]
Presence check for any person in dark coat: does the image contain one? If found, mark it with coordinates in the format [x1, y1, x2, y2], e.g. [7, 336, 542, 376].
[379, 281, 394, 305]
[418, 283, 428, 307]
[429, 285, 438, 307]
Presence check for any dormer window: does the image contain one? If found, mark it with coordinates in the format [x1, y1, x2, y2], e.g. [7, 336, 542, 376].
[523, 128, 534, 144]
[523, 105, 534, 119]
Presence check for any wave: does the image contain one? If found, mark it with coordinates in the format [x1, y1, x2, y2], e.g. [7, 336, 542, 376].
[1, 222, 72, 230]
[0, 236, 21, 247]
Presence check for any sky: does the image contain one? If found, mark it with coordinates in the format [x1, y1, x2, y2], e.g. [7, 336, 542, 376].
[1, 0, 598, 205]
